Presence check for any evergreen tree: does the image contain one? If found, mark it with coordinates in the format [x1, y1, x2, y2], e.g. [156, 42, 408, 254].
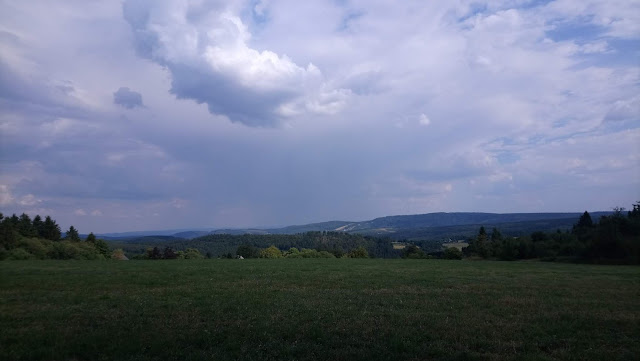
[469, 226, 490, 258]
[490, 227, 503, 256]
[628, 202, 640, 219]
[0, 216, 18, 249]
[65, 226, 81, 242]
[576, 211, 594, 228]
[86, 232, 97, 243]
[18, 213, 36, 237]
[32, 215, 44, 237]
[491, 227, 503, 242]
[573, 211, 595, 243]
[42, 216, 61, 241]
[94, 239, 110, 257]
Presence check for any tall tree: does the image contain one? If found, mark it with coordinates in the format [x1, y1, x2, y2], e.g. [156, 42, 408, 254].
[0, 215, 18, 249]
[9, 214, 19, 227]
[576, 211, 594, 228]
[490, 227, 503, 256]
[490, 227, 503, 242]
[468, 226, 490, 258]
[42, 216, 61, 241]
[32, 215, 44, 237]
[628, 202, 640, 219]
[573, 211, 595, 243]
[65, 226, 81, 242]
[18, 213, 36, 237]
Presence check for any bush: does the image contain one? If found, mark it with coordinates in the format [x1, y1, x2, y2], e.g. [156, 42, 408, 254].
[47, 241, 101, 260]
[348, 246, 369, 258]
[111, 249, 128, 260]
[184, 248, 204, 259]
[404, 245, 425, 259]
[260, 245, 283, 258]
[285, 248, 336, 258]
[443, 247, 463, 260]
[94, 239, 110, 257]
[19, 238, 52, 259]
[8, 248, 36, 260]
[237, 244, 260, 259]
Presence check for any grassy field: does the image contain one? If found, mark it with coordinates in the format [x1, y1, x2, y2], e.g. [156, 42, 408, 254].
[1, 260, 638, 361]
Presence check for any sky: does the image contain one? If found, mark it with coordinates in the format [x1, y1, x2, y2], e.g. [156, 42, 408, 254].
[0, 0, 639, 233]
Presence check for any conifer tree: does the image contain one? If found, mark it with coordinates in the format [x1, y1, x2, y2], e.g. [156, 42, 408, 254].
[86, 232, 97, 243]
[42, 216, 62, 241]
[65, 225, 81, 242]
[33, 215, 44, 237]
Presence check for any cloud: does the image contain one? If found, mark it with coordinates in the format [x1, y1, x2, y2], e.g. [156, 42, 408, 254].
[113, 87, 144, 109]
[0, 185, 15, 206]
[419, 114, 431, 126]
[604, 97, 640, 122]
[122, 0, 349, 126]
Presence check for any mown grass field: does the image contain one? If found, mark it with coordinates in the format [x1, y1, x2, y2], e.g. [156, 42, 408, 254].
[1, 260, 638, 361]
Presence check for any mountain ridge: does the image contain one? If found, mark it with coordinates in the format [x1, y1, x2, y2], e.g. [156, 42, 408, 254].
[99, 211, 611, 240]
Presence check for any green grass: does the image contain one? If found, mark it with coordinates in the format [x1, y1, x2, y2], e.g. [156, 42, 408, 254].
[1, 260, 638, 361]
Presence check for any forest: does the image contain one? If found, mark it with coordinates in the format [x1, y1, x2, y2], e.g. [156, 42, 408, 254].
[460, 205, 640, 264]
[0, 213, 109, 260]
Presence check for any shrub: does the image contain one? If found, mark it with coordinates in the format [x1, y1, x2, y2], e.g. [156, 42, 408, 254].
[111, 249, 128, 260]
[184, 248, 204, 259]
[404, 245, 425, 259]
[443, 247, 463, 260]
[94, 239, 110, 257]
[236, 244, 260, 259]
[8, 248, 35, 260]
[348, 246, 369, 258]
[260, 245, 283, 258]
[19, 238, 52, 259]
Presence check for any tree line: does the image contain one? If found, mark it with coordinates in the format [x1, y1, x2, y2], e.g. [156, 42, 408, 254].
[463, 204, 640, 264]
[233, 244, 370, 259]
[112, 231, 397, 259]
[0, 212, 110, 260]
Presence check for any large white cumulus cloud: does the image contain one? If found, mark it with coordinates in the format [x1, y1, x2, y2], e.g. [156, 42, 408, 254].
[123, 0, 349, 126]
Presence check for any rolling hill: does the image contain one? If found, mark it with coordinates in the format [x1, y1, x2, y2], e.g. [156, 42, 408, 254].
[102, 211, 610, 243]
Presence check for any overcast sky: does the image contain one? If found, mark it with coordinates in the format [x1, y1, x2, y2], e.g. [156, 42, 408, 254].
[1, 0, 638, 233]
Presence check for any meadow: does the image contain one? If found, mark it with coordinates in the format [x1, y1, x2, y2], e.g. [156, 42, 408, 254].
[1, 260, 638, 361]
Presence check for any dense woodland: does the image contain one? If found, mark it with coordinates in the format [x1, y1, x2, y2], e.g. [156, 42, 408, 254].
[0, 212, 109, 260]
[1, 203, 638, 263]
[113, 232, 396, 259]
[462, 205, 640, 264]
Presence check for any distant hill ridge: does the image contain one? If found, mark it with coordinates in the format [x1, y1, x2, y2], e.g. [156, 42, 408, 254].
[99, 211, 611, 240]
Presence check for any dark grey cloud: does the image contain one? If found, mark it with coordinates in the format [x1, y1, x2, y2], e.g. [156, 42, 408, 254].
[113, 87, 144, 109]
[122, 0, 348, 127]
[166, 63, 294, 126]
[0, 32, 90, 120]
